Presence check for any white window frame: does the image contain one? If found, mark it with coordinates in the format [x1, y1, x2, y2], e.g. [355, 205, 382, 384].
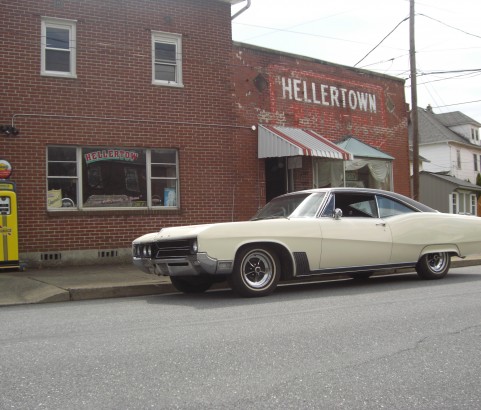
[47, 146, 179, 211]
[470, 194, 477, 216]
[152, 31, 183, 87]
[41, 17, 77, 78]
[449, 192, 458, 214]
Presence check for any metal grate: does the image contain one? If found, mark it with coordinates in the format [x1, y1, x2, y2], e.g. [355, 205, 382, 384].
[41, 253, 62, 261]
[98, 250, 119, 258]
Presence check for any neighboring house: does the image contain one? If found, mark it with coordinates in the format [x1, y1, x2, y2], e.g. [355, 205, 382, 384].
[409, 106, 481, 214]
[418, 171, 481, 215]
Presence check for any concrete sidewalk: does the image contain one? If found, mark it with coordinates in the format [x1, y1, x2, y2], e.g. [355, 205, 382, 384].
[1, 255, 481, 307]
[0, 263, 175, 307]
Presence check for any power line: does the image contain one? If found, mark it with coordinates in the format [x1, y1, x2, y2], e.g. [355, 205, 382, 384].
[354, 17, 409, 67]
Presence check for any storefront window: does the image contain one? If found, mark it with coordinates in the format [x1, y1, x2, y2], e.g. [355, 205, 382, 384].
[313, 158, 392, 191]
[47, 146, 178, 210]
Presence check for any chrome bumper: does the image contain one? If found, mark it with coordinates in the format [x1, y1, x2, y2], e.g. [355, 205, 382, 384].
[133, 252, 234, 277]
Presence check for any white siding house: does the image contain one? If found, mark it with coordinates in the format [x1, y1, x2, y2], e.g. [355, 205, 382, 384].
[409, 106, 481, 214]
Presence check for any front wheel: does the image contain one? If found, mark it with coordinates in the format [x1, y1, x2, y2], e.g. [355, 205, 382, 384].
[229, 246, 281, 297]
[415, 252, 450, 280]
[170, 276, 214, 293]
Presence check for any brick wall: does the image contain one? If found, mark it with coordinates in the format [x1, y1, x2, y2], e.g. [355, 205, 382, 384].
[232, 43, 411, 201]
[1, 0, 242, 257]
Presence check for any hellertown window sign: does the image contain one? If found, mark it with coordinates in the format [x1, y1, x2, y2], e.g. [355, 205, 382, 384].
[281, 77, 377, 113]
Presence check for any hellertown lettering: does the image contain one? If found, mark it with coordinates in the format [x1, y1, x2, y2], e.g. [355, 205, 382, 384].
[84, 150, 139, 164]
[281, 77, 377, 113]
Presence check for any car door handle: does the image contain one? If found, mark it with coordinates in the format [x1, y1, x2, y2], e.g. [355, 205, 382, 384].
[376, 222, 386, 227]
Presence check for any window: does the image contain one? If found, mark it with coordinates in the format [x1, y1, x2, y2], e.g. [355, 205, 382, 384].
[152, 31, 183, 87]
[470, 194, 477, 215]
[450, 193, 458, 214]
[41, 17, 76, 77]
[449, 192, 477, 215]
[377, 196, 415, 218]
[474, 154, 478, 172]
[323, 193, 377, 218]
[456, 150, 462, 169]
[47, 146, 179, 210]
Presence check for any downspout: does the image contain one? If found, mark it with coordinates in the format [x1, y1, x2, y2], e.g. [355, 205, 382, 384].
[231, 0, 251, 20]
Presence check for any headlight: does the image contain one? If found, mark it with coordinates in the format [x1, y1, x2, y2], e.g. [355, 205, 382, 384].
[142, 245, 152, 257]
[191, 239, 198, 254]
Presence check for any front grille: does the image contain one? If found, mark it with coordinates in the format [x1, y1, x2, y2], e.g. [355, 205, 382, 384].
[154, 240, 193, 258]
[133, 239, 194, 259]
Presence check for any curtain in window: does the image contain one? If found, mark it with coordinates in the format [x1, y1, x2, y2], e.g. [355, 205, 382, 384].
[313, 158, 392, 190]
[345, 159, 391, 189]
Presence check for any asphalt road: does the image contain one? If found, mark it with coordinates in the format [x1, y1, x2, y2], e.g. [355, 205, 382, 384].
[1, 267, 481, 409]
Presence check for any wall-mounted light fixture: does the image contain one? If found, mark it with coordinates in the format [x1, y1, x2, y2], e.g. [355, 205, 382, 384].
[0, 125, 19, 136]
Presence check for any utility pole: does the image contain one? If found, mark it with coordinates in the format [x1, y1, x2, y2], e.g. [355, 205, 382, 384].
[410, 0, 419, 200]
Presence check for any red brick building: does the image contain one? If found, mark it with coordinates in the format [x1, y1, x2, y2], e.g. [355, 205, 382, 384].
[1, 0, 410, 268]
[232, 43, 410, 219]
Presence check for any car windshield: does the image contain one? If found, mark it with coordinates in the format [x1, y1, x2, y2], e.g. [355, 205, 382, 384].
[252, 193, 326, 220]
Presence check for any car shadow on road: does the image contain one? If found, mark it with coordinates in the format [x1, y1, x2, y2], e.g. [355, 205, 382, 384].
[145, 268, 481, 309]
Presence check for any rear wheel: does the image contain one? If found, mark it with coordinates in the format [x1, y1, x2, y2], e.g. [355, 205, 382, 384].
[416, 252, 450, 279]
[229, 246, 280, 297]
[170, 276, 214, 293]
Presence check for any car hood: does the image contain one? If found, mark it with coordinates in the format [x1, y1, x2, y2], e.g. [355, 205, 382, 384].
[133, 223, 217, 243]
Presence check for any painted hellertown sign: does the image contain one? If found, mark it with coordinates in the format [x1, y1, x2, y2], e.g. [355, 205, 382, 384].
[281, 77, 378, 113]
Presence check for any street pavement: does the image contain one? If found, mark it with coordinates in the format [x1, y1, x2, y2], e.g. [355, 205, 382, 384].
[1, 255, 481, 307]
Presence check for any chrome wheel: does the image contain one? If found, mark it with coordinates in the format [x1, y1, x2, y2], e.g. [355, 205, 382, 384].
[427, 252, 448, 273]
[416, 252, 450, 280]
[230, 246, 280, 297]
[241, 251, 275, 289]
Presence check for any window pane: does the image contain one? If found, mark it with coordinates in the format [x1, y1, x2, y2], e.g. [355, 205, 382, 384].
[46, 27, 70, 49]
[152, 150, 176, 163]
[47, 178, 77, 208]
[155, 43, 176, 63]
[48, 162, 77, 177]
[155, 64, 175, 82]
[82, 148, 147, 208]
[377, 196, 415, 218]
[46, 49, 70, 72]
[48, 146, 76, 161]
[152, 164, 176, 178]
[151, 179, 177, 207]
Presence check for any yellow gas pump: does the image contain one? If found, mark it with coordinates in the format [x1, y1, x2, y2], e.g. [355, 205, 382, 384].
[0, 159, 20, 270]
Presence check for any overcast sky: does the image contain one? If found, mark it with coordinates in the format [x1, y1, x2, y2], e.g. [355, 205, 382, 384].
[231, 0, 481, 121]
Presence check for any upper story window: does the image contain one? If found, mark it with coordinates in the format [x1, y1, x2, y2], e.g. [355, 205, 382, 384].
[41, 17, 76, 78]
[152, 31, 183, 87]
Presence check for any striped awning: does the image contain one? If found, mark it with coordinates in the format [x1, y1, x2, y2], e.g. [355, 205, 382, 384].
[258, 125, 352, 160]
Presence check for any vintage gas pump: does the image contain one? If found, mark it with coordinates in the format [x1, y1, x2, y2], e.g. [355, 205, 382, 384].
[0, 159, 20, 270]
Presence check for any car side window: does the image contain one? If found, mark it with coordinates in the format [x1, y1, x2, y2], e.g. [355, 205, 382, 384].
[377, 196, 416, 218]
[332, 193, 378, 218]
[321, 196, 335, 217]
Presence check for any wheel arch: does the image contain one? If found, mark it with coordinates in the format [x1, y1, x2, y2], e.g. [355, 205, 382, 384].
[419, 244, 460, 259]
[234, 241, 294, 281]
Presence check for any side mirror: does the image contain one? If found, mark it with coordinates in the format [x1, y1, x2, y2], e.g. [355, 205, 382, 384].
[333, 208, 343, 220]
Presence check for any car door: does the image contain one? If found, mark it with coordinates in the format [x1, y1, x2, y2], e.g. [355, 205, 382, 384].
[319, 192, 392, 269]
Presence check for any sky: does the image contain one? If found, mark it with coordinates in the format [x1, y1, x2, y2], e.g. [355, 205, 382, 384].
[231, 0, 481, 121]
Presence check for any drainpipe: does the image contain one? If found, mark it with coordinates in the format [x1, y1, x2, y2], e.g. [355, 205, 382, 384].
[231, 0, 251, 20]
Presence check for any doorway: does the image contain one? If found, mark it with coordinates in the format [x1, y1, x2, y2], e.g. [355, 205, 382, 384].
[265, 157, 287, 202]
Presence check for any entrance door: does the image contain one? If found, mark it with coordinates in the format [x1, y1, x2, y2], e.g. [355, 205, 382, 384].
[265, 158, 286, 202]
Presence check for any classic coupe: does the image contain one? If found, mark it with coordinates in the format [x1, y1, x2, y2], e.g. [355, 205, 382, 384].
[132, 188, 481, 297]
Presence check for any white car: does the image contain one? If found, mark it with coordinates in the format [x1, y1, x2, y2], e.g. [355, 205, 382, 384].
[132, 188, 481, 297]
